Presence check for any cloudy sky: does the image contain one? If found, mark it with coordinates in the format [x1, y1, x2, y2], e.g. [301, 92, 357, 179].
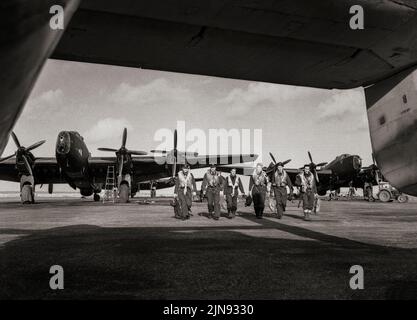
[0, 59, 372, 191]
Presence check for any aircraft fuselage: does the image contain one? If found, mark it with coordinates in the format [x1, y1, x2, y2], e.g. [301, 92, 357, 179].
[55, 131, 96, 195]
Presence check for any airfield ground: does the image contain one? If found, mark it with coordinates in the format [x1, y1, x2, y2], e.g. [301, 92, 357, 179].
[1, 197, 417, 299]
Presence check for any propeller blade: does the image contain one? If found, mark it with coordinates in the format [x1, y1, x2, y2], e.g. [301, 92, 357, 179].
[11, 132, 21, 148]
[316, 162, 328, 167]
[264, 163, 275, 173]
[315, 171, 320, 184]
[122, 128, 127, 148]
[172, 158, 177, 178]
[127, 150, 148, 156]
[150, 150, 168, 154]
[27, 140, 46, 151]
[269, 152, 277, 164]
[174, 129, 177, 151]
[118, 156, 124, 177]
[98, 148, 118, 152]
[308, 151, 313, 164]
[22, 154, 33, 177]
[0, 153, 16, 162]
[282, 159, 291, 166]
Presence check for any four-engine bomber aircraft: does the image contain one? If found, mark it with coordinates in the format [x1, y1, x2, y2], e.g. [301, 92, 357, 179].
[0, 129, 257, 203]
[2, 1, 417, 195]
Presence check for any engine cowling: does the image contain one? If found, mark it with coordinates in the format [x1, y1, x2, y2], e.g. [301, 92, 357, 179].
[80, 188, 93, 197]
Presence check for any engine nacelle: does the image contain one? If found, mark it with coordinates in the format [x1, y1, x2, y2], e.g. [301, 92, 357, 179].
[80, 188, 93, 197]
[365, 67, 417, 196]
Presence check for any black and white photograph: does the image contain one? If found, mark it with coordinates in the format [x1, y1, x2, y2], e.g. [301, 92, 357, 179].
[1, 0, 417, 308]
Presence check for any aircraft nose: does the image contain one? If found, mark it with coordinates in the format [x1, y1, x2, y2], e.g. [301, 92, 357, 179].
[353, 156, 362, 170]
[56, 132, 70, 154]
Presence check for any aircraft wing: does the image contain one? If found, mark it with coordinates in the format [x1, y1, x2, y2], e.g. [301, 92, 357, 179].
[217, 165, 255, 176]
[131, 153, 257, 182]
[0, 153, 257, 185]
[0, 159, 18, 183]
[217, 165, 333, 185]
[52, 0, 417, 90]
[0, 157, 63, 184]
[86, 153, 258, 184]
[187, 154, 257, 170]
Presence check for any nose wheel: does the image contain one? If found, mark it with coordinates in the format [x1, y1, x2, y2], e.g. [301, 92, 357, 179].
[93, 193, 100, 202]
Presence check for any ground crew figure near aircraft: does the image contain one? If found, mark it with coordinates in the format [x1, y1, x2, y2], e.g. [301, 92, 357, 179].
[249, 163, 270, 219]
[270, 162, 293, 219]
[348, 180, 356, 199]
[364, 181, 374, 202]
[201, 164, 224, 220]
[224, 168, 245, 218]
[295, 164, 317, 221]
[174, 164, 197, 220]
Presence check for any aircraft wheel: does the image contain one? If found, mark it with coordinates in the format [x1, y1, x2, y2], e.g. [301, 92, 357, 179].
[93, 193, 100, 202]
[21, 184, 34, 204]
[397, 194, 408, 203]
[378, 190, 391, 202]
[119, 184, 130, 203]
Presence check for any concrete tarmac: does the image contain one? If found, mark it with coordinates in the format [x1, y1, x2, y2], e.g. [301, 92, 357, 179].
[1, 197, 417, 299]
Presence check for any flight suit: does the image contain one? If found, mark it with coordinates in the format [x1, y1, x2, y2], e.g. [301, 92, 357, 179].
[249, 171, 269, 218]
[295, 172, 317, 220]
[201, 170, 223, 219]
[224, 174, 245, 218]
[270, 169, 293, 219]
[174, 171, 197, 220]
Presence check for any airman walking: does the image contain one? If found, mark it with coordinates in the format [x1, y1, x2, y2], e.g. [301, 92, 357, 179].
[249, 163, 269, 219]
[270, 162, 293, 219]
[201, 164, 224, 220]
[174, 164, 197, 220]
[224, 168, 245, 218]
[295, 164, 317, 221]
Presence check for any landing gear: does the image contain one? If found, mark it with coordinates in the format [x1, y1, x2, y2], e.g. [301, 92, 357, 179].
[119, 183, 130, 203]
[93, 193, 100, 202]
[21, 184, 34, 204]
[20, 175, 35, 204]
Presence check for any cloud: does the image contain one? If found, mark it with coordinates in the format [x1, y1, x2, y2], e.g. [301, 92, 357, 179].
[215, 82, 324, 118]
[317, 89, 368, 131]
[83, 118, 133, 144]
[24, 89, 64, 113]
[110, 78, 193, 107]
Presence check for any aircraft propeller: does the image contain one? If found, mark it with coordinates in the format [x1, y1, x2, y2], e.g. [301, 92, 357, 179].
[307, 151, 328, 183]
[98, 128, 148, 176]
[265, 152, 291, 173]
[150, 129, 198, 177]
[0, 132, 46, 176]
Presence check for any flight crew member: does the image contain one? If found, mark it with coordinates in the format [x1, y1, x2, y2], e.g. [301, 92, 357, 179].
[295, 164, 317, 221]
[201, 164, 224, 220]
[270, 162, 293, 219]
[249, 163, 270, 219]
[174, 164, 197, 220]
[224, 168, 245, 218]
